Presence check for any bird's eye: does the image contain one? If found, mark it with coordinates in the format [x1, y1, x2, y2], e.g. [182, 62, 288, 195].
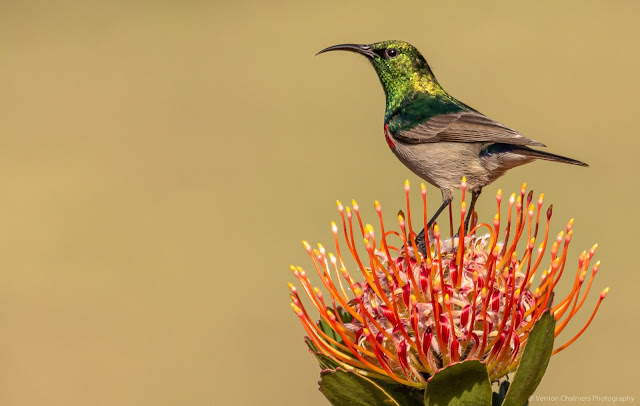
[385, 48, 398, 59]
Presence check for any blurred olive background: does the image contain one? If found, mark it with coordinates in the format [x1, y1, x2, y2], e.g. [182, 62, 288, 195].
[0, 1, 637, 405]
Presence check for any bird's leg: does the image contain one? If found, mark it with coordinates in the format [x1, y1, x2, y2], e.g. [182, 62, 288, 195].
[429, 198, 452, 228]
[464, 189, 482, 235]
[415, 198, 452, 256]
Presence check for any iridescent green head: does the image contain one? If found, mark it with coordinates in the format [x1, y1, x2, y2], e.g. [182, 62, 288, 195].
[317, 40, 445, 116]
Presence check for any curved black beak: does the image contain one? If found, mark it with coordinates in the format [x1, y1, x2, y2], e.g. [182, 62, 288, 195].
[315, 43, 376, 59]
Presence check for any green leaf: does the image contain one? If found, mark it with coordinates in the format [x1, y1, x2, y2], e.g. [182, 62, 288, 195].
[305, 338, 343, 370]
[320, 368, 423, 406]
[501, 311, 555, 406]
[424, 360, 492, 406]
[337, 306, 354, 323]
[317, 319, 344, 348]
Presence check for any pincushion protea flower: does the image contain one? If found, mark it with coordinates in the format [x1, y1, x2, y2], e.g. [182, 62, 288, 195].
[289, 180, 607, 406]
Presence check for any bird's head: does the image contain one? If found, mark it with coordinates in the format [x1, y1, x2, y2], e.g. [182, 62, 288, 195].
[317, 40, 439, 99]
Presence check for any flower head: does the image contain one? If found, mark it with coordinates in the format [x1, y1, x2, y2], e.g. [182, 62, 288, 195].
[289, 180, 607, 388]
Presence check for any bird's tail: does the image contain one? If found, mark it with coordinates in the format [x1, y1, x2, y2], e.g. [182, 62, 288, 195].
[492, 144, 589, 167]
[515, 146, 588, 167]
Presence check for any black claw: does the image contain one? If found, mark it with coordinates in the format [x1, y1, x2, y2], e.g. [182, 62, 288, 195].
[415, 229, 428, 257]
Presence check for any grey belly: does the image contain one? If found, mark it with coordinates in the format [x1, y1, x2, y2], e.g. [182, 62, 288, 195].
[390, 141, 490, 195]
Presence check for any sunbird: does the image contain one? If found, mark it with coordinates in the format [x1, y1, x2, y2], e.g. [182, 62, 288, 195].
[317, 40, 587, 240]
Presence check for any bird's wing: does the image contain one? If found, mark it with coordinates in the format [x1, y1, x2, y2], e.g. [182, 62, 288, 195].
[392, 111, 546, 147]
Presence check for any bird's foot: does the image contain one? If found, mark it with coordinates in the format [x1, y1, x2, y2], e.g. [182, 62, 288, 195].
[412, 227, 435, 257]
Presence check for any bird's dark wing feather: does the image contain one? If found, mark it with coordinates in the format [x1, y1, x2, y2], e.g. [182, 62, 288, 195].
[392, 111, 546, 147]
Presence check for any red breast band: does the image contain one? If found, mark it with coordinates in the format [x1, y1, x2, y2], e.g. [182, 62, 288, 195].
[384, 124, 395, 149]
